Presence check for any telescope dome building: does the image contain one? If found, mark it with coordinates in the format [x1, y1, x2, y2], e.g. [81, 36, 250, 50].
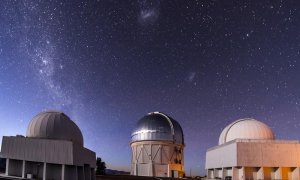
[131, 112, 185, 178]
[206, 118, 300, 180]
[1, 111, 96, 180]
[218, 118, 275, 145]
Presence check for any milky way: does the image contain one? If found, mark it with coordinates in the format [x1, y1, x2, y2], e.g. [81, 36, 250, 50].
[1, 0, 300, 175]
[138, 0, 160, 26]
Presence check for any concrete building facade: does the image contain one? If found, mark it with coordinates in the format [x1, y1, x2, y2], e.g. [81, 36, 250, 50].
[206, 118, 300, 180]
[1, 111, 96, 180]
[131, 112, 185, 178]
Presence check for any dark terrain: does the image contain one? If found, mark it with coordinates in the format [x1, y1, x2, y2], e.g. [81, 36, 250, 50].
[97, 175, 199, 180]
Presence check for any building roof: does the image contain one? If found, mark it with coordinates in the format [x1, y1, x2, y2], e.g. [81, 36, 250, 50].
[131, 112, 184, 145]
[218, 118, 275, 145]
[26, 111, 84, 146]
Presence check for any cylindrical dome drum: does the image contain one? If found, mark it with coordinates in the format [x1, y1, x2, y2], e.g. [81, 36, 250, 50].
[130, 112, 185, 178]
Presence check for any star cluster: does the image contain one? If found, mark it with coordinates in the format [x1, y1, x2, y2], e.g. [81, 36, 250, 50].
[1, 0, 300, 175]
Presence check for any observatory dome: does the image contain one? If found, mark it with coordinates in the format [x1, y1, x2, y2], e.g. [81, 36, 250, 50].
[131, 112, 184, 145]
[26, 111, 84, 146]
[218, 118, 275, 145]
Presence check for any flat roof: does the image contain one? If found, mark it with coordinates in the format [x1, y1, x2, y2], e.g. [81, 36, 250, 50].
[207, 139, 300, 151]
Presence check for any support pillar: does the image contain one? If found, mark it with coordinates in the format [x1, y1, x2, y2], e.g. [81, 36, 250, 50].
[91, 168, 96, 180]
[22, 160, 26, 178]
[214, 168, 223, 179]
[75, 166, 78, 180]
[293, 167, 299, 180]
[167, 164, 170, 177]
[257, 167, 264, 179]
[84, 165, 91, 180]
[206, 169, 209, 179]
[43, 162, 47, 180]
[220, 168, 224, 179]
[221, 168, 226, 178]
[207, 169, 214, 179]
[241, 167, 245, 180]
[134, 163, 138, 175]
[277, 167, 282, 180]
[5, 158, 9, 176]
[213, 169, 216, 178]
[83, 166, 85, 180]
[232, 167, 244, 179]
[62, 164, 65, 180]
[292, 167, 300, 180]
[149, 161, 154, 176]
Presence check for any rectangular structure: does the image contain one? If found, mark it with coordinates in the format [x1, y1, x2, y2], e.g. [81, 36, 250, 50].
[1, 136, 96, 180]
[206, 139, 300, 180]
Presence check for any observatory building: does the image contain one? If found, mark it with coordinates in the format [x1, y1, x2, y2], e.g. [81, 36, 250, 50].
[1, 111, 96, 180]
[130, 112, 185, 178]
[206, 118, 300, 180]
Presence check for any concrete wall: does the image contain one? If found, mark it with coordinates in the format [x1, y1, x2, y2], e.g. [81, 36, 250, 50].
[1, 136, 73, 165]
[206, 140, 300, 169]
[1, 136, 96, 180]
[131, 141, 184, 177]
[237, 141, 300, 167]
[206, 140, 300, 180]
[73, 143, 96, 168]
[205, 141, 237, 169]
[1, 136, 96, 168]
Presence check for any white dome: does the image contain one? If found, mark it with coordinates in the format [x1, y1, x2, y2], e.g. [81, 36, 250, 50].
[218, 118, 275, 145]
[26, 111, 84, 146]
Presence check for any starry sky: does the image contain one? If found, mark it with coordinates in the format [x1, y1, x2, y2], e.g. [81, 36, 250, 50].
[1, 0, 300, 176]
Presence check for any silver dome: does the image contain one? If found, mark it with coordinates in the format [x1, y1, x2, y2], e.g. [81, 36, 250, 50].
[131, 112, 184, 145]
[26, 111, 84, 146]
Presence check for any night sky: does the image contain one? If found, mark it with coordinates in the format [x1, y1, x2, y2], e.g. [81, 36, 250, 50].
[1, 0, 300, 176]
